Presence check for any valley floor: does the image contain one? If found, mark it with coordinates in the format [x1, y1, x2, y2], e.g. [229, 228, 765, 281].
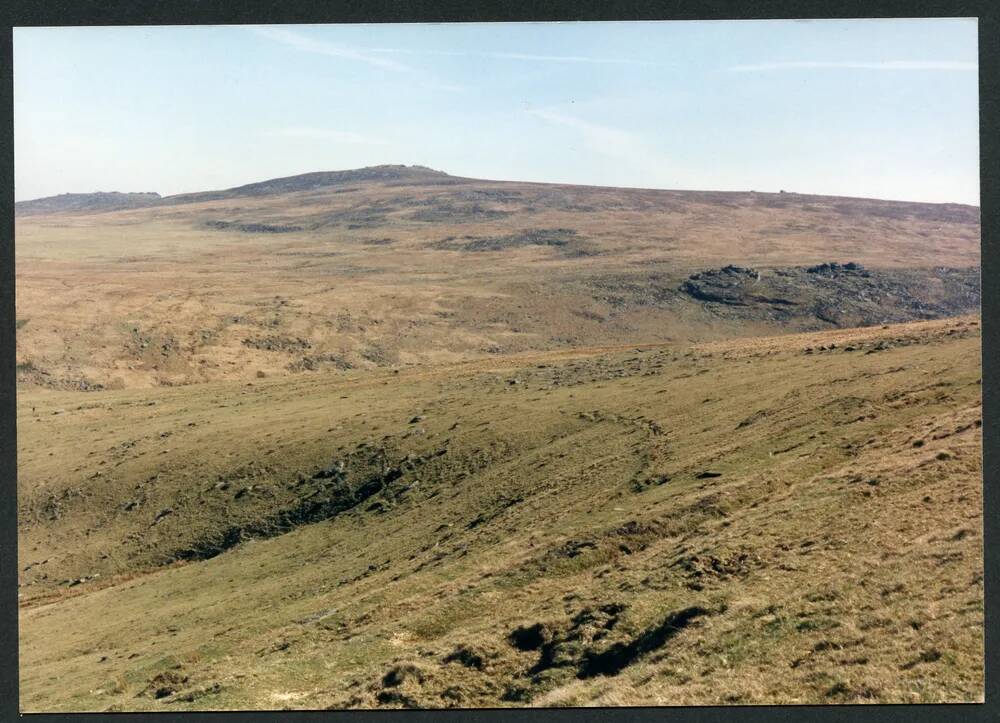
[17, 316, 983, 710]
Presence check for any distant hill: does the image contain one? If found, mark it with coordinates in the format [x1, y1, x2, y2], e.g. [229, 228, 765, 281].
[14, 163, 980, 390]
[15, 166, 456, 217]
[14, 191, 162, 217]
[16, 165, 981, 222]
[161, 165, 457, 205]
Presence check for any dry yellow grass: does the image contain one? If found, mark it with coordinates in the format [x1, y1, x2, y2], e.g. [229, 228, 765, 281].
[15, 175, 979, 390]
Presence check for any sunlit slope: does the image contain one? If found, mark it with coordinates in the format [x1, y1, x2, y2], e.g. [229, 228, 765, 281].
[15, 168, 980, 390]
[18, 316, 983, 710]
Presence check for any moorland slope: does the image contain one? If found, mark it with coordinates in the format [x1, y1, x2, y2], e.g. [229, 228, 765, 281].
[15, 168, 983, 710]
[15, 166, 980, 390]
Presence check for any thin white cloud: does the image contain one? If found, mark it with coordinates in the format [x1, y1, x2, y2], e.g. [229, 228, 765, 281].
[368, 47, 657, 66]
[527, 109, 671, 178]
[529, 109, 636, 149]
[248, 28, 654, 86]
[490, 51, 656, 65]
[262, 127, 389, 145]
[368, 47, 464, 57]
[727, 60, 977, 72]
[248, 26, 413, 72]
[247, 27, 465, 92]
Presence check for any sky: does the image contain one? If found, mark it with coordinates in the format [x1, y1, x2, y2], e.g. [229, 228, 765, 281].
[13, 19, 980, 204]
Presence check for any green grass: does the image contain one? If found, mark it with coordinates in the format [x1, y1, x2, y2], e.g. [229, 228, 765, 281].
[17, 317, 984, 710]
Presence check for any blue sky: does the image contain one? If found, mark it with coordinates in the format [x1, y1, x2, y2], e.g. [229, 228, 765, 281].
[14, 19, 980, 204]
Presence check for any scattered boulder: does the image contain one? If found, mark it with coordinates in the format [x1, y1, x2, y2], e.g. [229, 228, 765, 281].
[431, 228, 581, 252]
[242, 335, 311, 353]
[679, 263, 979, 327]
[206, 220, 303, 234]
[681, 266, 761, 305]
[805, 261, 867, 275]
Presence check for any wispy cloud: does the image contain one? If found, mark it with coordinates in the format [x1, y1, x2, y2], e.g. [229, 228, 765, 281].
[529, 109, 637, 151]
[247, 27, 652, 89]
[248, 26, 413, 72]
[527, 109, 670, 178]
[368, 47, 657, 66]
[490, 51, 657, 65]
[262, 127, 389, 145]
[726, 60, 977, 72]
[248, 27, 466, 92]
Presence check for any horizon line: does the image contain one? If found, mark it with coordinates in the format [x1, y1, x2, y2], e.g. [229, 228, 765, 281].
[14, 164, 982, 209]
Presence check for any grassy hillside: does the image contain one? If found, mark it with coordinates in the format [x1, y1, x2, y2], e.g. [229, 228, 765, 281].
[16, 168, 983, 710]
[18, 316, 983, 710]
[14, 168, 980, 391]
